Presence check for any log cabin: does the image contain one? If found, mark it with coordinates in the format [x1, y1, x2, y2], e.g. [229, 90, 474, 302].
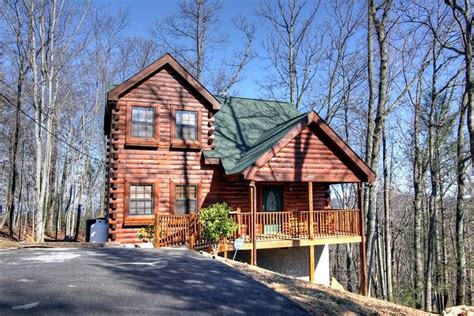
[104, 53, 375, 293]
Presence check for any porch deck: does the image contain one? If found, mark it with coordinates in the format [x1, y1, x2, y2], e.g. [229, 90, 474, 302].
[154, 209, 361, 250]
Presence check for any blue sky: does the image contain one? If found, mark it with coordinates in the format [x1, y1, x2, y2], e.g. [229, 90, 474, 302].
[94, 0, 265, 97]
[95, 0, 260, 36]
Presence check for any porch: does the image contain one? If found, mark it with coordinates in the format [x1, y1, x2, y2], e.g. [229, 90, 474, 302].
[154, 208, 362, 250]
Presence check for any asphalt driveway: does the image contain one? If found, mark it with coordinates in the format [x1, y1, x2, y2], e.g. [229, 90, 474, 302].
[0, 247, 308, 315]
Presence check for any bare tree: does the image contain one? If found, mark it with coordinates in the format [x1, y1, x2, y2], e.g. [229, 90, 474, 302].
[409, 71, 427, 309]
[0, 0, 30, 238]
[365, 0, 435, 296]
[441, 0, 472, 178]
[314, 0, 364, 123]
[150, 0, 254, 93]
[455, 85, 469, 306]
[414, 0, 471, 305]
[443, 0, 471, 306]
[117, 36, 159, 82]
[258, 0, 321, 109]
[22, 0, 88, 242]
[212, 15, 256, 94]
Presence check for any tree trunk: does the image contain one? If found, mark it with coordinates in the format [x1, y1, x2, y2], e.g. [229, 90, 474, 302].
[195, 0, 203, 81]
[376, 228, 387, 299]
[346, 243, 353, 292]
[425, 42, 440, 312]
[413, 78, 425, 309]
[6, 68, 23, 238]
[288, 8, 295, 108]
[45, 139, 58, 235]
[466, 238, 473, 306]
[56, 153, 69, 240]
[365, 0, 376, 166]
[464, 2, 473, 180]
[366, 2, 391, 296]
[74, 204, 81, 242]
[439, 173, 449, 310]
[382, 125, 393, 301]
[364, 2, 376, 267]
[455, 94, 468, 305]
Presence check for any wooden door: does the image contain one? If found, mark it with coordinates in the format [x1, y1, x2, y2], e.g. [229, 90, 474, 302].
[262, 186, 283, 211]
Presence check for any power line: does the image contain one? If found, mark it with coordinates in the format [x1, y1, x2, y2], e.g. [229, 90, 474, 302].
[0, 90, 106, 165]
[1, 79, 56, 122]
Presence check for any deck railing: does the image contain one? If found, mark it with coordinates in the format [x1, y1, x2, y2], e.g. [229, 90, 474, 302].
[154, 215, 189, 247]
[155, 209, 361, 248]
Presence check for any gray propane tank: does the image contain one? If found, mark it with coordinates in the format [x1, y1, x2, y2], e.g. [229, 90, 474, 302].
[90, 219, 108, 243]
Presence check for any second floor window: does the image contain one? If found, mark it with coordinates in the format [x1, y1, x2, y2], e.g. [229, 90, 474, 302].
[176, 110, 197, 141]
[129, 184, 154, 215]
[175, 184, 197, 214]
[131, 106, 155, 138]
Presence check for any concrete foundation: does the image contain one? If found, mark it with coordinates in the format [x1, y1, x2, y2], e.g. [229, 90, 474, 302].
[314, 244, 330, 285]
[232, 245, 330, 285]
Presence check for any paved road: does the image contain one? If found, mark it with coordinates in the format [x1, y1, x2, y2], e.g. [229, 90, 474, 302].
[0, 247, 309, 315]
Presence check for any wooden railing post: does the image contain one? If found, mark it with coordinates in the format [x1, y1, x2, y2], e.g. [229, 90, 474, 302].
[188, 214, 196, 250]
[154, 214, 161, 248]
[223, 237, 228, 258]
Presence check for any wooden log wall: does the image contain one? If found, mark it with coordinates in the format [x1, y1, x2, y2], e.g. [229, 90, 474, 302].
[106, 65, 251, 243]
[283, 183, 329, 211]
[253, 126, 361, 182]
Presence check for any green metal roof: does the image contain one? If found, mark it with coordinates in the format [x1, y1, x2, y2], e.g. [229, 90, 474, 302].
[204, 96, 306, 174]
[105, 84, 118, 93]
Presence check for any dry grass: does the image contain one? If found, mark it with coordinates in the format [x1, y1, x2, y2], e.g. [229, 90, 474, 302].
[0, 236, 19, 249]
[206, 253, 429, 316]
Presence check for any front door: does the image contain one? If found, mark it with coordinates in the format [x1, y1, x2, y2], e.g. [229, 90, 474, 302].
[262, 186, 283, 211]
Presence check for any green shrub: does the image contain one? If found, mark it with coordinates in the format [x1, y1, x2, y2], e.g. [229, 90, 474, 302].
[199, 203, 238, 255]
[137, 225, 155, 243]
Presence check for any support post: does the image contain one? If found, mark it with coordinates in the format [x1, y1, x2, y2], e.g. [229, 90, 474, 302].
[308, 182, 315, 283]
[309, 245, 315, 282]
[236, 207, 242, 236]
[358, 182, 368, 295]
[223, 238, 228, 259]
[188, 214, 195, 250]
[250, 181, 257, 265]
[308, 182, 314, 240]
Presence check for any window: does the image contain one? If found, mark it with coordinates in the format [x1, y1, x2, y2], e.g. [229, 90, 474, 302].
[176, 110, 197, 141]
[170, 108, 201, 149]
[175, 184, 197, 214]
[131, 106, 155, 138]
[129, 184, 154, 215]
[125, 102, 159, 147]
[124, 179, 159, 225]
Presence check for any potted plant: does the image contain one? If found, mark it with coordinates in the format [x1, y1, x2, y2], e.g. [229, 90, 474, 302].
[199, 203, 238, 256]
[136, 224, 155, 248]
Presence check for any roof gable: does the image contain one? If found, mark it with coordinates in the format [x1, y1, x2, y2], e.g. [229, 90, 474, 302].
[242, 112, 375, 182]
[251, 125, 360, 182]
[107, 53, 221, 111]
